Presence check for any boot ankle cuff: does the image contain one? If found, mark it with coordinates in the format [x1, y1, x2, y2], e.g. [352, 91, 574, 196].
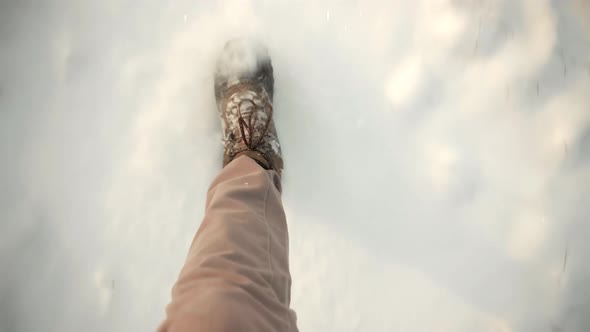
[235, 150, 271, 170]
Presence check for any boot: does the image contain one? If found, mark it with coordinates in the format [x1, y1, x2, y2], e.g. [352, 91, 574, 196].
[214, 38, 283, 175]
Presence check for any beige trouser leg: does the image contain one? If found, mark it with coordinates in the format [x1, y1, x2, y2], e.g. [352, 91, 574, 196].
[158, 155, 298, 332]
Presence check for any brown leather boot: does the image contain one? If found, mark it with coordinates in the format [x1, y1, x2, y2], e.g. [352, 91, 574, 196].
[214, 38, 283, 175]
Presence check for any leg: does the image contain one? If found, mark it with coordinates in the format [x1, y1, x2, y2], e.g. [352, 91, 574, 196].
[158, 155, 297, 332]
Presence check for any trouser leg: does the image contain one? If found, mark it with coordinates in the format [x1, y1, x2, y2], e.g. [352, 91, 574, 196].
[159, 155, 297, 332]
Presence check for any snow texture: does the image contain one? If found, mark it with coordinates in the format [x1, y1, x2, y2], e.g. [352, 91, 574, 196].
[215, 38, 270, 85]
[1, 0, 589, 331]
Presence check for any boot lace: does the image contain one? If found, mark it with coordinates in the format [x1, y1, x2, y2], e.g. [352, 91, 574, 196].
[236, 94, 273, 151]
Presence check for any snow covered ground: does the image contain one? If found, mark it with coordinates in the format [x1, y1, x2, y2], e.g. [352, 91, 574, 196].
[1, 0, 589, 331]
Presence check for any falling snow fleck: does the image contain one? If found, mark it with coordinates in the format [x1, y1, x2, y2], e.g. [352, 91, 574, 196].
[326, 10, 331, 21]
[184, 14, 187, 21]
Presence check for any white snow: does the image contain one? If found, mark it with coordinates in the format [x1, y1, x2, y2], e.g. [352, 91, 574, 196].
[1, 0, 589, 331]
[215, 38, 270, 84]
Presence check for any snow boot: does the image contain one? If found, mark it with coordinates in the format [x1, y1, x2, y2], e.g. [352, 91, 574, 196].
[214, 38, 283, 176]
